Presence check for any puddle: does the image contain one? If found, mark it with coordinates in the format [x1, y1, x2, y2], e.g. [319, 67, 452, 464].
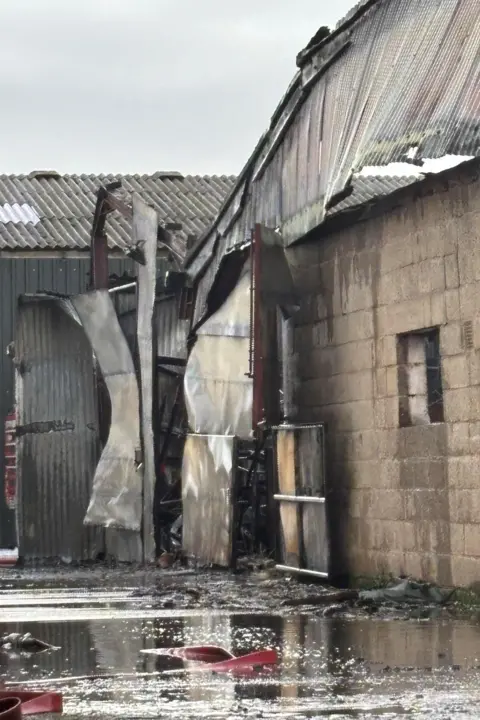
[1, 576, 480, 718]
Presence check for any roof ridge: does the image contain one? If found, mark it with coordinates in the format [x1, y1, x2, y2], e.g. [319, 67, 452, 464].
[0, 171, 235, 181]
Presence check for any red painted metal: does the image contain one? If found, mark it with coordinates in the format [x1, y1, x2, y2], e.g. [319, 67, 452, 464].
[0, 691, 62, 716]
[91, 233, 109, 290]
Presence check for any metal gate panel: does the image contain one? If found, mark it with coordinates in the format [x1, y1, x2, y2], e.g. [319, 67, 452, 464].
[273, 423, 328, 578]
[15, 296, 101, 561]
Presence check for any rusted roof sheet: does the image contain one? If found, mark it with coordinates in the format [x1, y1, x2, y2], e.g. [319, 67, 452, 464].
[187, 0, 479, 280]
[0, 172, 236, 259]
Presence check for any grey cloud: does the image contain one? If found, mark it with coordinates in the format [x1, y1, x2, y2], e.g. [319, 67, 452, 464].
[1, 0, 355, 174]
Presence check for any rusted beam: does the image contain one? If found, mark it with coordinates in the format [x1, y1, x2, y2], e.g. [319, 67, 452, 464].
[90, 182, 121, 290]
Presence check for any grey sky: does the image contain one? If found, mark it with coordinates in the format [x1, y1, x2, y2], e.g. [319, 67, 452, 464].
[1, 0, 354, 176]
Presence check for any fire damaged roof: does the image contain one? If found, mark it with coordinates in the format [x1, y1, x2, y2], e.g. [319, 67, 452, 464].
[187, 0, 480, 275]
[0, 171, 236, 258]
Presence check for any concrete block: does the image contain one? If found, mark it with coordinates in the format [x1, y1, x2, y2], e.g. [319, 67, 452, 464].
[444, 387, 473, 422]
[465, 524, 480, 558]
[377, 429, 401, 459]
[386, 367, 398, 397]
[449, 490, 480, 524]
[447, 422, 470, 456]
[377, 297, 431, 336]
[469, 386, 480, 421]
[468, 351, 480, 385]
[469, 422, 480, 454]
[369, 489, 405, 521]
[445, 289, 461, 322]
[375, 368, 387, 397]
[313, 399, 375, 432]
[376, 335, 397, 366]
[400, 459, 446, 490]
[374, 397, 398, 429]
[431, 293, 446, 325]
[312, 320, 330, 348]
[381, 238, 414, 275]
[333, 310, 375, 345]
[348, 430, 378, 462]
[398, 424, 446, 458]
[349, 489, 372, 519]
[442, 355, 469, 389]
[445, 254, 460, 289]
[451, 556, 480, 588]
[459, 283, 480, 318]
[419, 257, 446, 295]
[440, 323, 463, 356]
[448, 456, 474, 489]
[396, 521, 417, 553]
[458, 247, 476, 285]
[450, 523, 465, 556]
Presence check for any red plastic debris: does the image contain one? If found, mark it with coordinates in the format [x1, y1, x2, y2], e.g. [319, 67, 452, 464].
[0, 697, 21, 720]
[0, 691, 62, 716]
[155, 645, 234, 663]
[141, 644, 279, 675]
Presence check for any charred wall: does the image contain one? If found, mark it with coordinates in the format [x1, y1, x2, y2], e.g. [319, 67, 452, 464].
[289, 164, 480, 586]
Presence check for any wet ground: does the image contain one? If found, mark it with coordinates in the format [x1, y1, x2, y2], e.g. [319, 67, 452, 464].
[1, 567, 480, 718]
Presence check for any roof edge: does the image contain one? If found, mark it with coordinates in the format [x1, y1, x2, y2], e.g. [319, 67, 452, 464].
[184, 0, 383, 269]
[296, 0, 381, 67]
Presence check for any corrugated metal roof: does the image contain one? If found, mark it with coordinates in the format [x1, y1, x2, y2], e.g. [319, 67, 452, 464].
[187, 0, 480, 285]
[332, 174, 419, 214]
[0, 173, 236, 258]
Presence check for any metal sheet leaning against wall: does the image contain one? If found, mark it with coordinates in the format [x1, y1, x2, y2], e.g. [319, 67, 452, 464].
[184, 261, 253, 439]
[72, 290, 142, 532]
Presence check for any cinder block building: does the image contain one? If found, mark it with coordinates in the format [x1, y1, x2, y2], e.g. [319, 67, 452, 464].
[184, 0, 480, 584]
[290, 161, 480, 587]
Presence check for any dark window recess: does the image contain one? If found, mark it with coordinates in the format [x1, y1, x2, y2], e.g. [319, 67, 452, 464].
[397, 327, 444, 427]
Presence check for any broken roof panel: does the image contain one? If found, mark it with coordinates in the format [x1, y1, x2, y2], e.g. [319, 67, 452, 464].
[0, 172, 236, 259]
[187, 0, 479, 278]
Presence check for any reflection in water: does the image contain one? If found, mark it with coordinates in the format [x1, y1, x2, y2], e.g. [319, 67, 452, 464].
[1, 610, 480, 717]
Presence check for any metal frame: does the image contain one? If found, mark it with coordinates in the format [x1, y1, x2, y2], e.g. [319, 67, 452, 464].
[272, 422, 328, 579]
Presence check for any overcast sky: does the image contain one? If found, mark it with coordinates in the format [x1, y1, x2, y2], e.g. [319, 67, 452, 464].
[1, 0, 354, 176]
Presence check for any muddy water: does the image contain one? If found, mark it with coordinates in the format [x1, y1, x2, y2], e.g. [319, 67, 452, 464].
[1, 576, 480, 718]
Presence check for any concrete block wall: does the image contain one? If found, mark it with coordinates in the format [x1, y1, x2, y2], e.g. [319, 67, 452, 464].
[289, 166, 480, 586]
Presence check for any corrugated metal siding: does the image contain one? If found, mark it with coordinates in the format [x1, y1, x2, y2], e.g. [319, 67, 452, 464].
[155, 297, 189, 359]
[189, 0, 480, 321]
[0, 257, 135, 548]
[16, 297, 102, 561]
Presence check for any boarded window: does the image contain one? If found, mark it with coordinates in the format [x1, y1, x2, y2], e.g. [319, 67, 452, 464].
[397, 328, 444, 427]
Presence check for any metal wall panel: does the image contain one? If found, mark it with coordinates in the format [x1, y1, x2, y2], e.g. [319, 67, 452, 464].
[15, 296, 102, 561]
[0, 257, 135, 547]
